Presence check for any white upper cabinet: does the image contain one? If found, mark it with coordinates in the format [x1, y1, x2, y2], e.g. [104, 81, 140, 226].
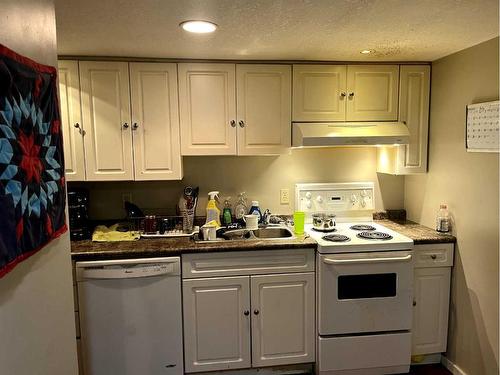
[292, 64, 399, 122]
[130, 63, 182, 180]
[397, 65, 430, 174]
[183, 276, 251, 373]
[178, 63, 237, 155]
[377, 65, 430, 175]
[236, 65, 291, 155]
[346, 65, 399, 121]
[79, 61, 133, 181]
[58, 60, 85, 181]
[250, 273, 315, 367]
[293, 65, 347, 121]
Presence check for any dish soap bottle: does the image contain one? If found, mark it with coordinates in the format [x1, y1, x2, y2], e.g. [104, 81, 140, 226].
[206, 191, 221, 227]
[436, 203, 451, 233]
[222, 197, 233, 226]
[248, 200, 263, 223]
[234, 192, 248, 222]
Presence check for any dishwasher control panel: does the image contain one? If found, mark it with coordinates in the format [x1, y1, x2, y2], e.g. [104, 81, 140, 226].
[76, 257, 180, 281]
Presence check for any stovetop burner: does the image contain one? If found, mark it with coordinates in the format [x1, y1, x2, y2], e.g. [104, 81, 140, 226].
[350, 224, 376, 231]
[322, 234, 351, 242]
[312, 227, 337, 233]
[357, 231, 393, 240]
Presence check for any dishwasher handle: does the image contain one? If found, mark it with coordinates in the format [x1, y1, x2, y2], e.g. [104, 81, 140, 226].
[76, 257, 180, 280]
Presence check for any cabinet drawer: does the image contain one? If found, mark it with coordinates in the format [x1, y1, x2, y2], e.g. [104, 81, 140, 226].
[414, 244, 454, 268]
[318, 332, 411, 373]
[182, 249, 315, 278]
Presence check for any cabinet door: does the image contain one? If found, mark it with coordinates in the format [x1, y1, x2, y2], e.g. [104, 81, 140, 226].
[412, 267, 451, 355]
[346, 65, 399, 121]
[292, 65, 347, 121]
[79, 61, 133, 180]
[251, 273, 315, 367]
[236, 65, 291, 155]
[183, 277, 251, 373]
[58, 60, 86, 181]
[130, 63, 182, 180]
[396, 65, 430, 174]
[178, 63, 236, 155]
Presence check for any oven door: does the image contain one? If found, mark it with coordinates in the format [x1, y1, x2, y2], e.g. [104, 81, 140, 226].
[318, 250, 413, 335]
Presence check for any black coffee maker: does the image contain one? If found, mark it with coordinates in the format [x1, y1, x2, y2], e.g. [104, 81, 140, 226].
[68, 188, 90, 240]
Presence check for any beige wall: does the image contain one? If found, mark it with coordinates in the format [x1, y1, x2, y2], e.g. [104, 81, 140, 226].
[405, 37, 499, 374]
[73, 147, 405, 219]
[0, 1, 78, 374]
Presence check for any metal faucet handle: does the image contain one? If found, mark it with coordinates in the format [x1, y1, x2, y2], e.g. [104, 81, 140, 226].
[262, 209, 272, 225]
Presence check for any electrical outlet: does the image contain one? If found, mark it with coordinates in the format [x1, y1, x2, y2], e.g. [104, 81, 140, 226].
[280, 189, 290, 205]
[122, 193, 132, 206]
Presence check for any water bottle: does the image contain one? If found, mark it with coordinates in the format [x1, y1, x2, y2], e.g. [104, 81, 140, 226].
[436, 204, 451, 233]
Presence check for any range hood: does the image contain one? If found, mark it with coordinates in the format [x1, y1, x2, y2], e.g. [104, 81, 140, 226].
[292, 122, 410, 147]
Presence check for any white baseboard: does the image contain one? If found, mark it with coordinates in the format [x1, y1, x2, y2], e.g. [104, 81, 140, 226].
[441, 355, 468, 375]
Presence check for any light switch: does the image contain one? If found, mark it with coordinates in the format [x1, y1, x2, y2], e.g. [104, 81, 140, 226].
[280, 189, 290, 205]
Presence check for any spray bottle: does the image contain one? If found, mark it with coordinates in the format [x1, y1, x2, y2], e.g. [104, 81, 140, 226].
[206, 191, 221, 226]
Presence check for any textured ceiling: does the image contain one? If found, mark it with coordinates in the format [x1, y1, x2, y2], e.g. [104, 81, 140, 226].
[55, 0, 499, 61]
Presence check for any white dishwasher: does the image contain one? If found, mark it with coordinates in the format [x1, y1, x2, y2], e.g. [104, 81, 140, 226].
[76, 257, 183, 375]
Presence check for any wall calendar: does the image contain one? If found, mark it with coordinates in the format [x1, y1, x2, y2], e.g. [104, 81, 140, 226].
[466, 100, 499, 152]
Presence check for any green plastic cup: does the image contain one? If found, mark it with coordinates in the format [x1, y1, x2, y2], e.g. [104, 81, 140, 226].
[293, 211, 305, 235]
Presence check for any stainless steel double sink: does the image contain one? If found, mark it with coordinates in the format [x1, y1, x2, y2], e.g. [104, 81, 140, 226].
[195, 225, 296, 242]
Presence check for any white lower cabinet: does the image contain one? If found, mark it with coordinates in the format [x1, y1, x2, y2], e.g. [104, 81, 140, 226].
[183, 276, 251, 373]
[251, 273, 315, 367]
[412, 244, 454, 357]
[182, 250, 315, 373]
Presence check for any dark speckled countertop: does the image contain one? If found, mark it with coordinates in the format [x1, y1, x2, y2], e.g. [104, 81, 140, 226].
[71, 219, 455, 260]
[375, 219, 456, 245]
[71, 234, 317, 261]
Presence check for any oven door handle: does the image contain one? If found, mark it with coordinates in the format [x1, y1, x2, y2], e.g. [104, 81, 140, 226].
[323, 254, 412, 265]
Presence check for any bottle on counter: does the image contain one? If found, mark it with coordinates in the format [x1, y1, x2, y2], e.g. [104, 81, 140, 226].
[222, 197, 233, 226]
[248, 200, 263, 223]
[436, 203, 451, 233]
[234, 192, 249, 222]
[206, 191, 221, 227]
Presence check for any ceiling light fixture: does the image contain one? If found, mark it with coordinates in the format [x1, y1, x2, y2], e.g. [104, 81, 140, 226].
[360, 49, 373, 54]
[180, 20, 218, 33]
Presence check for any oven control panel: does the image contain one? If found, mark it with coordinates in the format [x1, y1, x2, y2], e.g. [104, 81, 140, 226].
[295, 183, 374, 218]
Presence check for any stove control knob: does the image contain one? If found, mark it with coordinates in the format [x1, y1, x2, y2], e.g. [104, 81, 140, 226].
[350, 194, 357, 204]
[306, 201, 312, 209]
[305, 192, 312, 199]
[360, 197, 367, 208]
[316, 196, 324, 204]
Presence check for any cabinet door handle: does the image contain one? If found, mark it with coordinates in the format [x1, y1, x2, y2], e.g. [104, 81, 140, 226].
[243, 310, 250, 316]
[132, 122, 139, 130]
[253, 309, 259, 315]
[230, 120, 236, 128]
[239, 120, 245, 128]
[123, 123, 129, 129]
[74, 123, 85, 135]
[430, 254, 437, 260]
[340, 92, 346, 98]
[413, 300, 417, 306]
[348, 92, 355, 98]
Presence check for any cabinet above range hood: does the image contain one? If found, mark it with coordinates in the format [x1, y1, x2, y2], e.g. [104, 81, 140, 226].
[292, 122, 410, 147]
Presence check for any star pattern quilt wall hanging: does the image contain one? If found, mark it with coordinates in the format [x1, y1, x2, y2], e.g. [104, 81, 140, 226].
[0, 44, 67, 278]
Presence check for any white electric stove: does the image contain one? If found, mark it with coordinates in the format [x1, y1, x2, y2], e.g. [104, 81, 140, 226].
[296, 182, 414, 375]
[307, 221, 413, 253]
